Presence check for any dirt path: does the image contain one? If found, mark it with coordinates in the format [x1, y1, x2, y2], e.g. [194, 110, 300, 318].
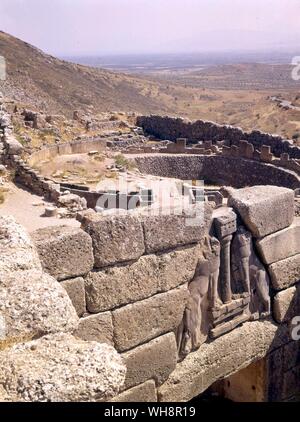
[0, 183, 80, 233]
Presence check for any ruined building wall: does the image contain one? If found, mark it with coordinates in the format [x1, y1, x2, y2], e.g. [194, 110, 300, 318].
[0, 215, 126, 402]
[137, 115, 300, 159]
[133, 155, 300, 190]
[28, 187, 300, 402]
[27, 138, 107, 167]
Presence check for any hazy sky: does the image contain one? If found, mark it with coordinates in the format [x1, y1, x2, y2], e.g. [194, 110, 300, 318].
[1, 0, 300, 55]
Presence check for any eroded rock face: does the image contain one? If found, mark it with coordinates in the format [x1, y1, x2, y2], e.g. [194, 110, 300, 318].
[0, 333, 126, 402]
[0, 215, 126, 402]
[0, 270, 79, 348]
[0, 216, 78, 349]
[0, 216, 42, 275]
[228, 186, 294, 237]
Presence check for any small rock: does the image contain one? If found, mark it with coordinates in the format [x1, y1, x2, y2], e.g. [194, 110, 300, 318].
[44, 206, 58, 217]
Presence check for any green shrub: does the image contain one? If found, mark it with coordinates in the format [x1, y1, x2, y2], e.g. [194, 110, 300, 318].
[114, 154, 135, 170]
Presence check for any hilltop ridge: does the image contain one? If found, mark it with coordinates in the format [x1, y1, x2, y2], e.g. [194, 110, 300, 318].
[0, 31, 172, 116]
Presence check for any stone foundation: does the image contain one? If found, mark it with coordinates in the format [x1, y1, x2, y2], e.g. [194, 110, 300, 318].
[25, 186, 300, 402]
[137, 115, 299, 158]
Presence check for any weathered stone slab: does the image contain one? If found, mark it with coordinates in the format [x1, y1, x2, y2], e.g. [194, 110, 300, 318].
[158, 321, 283, 402]
[111, 380, 157, 402]
[273, 286, 300, 323]
[269, 254, 300, 290]
[74, 312, 113, 345]
[122, 333, 177, 390]
[139, 204, 212, 253]
[0, 216, 42, 275]
[256, 220, 300, 265]
[32, 226, 94, 281]
[112, 286, 188, 352]
[210, 313, 249, 339]
[61, 277, 86, 317]
[0, 216, 79, 349]
[0, 270, 79, 349]
[0, 333, 126, 402]
[85, 245, 199, 313]
[228, 186, 294, 237]
[81, 214, 145, 268]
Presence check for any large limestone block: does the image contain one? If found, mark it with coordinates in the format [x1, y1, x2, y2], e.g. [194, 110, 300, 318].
[0, 270, 79, 349]
[140, 204, 212, 253]
[269, 254, 300, 290]
[228, 186, 294, 238]
[74, 312, 114, 345]
[122, 333, 177, 390]
[85, 245, 199, 313]
[111, 380, 157, 403]
[0, 216, 41, 275]
[81, 214, 145, 268]
[61, 277, 86, 317]
[158, 321, 282, 402]
[112, 286, 188, 352]
[273, 286, 300, 323]
[0, 333, 126, 402]
[256, 220, 300, 265]
[32, 226, 94, 281]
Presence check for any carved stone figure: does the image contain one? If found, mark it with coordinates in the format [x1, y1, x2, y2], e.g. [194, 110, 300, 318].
[176, 237, 221, 357]
[231, 226, 271, 318]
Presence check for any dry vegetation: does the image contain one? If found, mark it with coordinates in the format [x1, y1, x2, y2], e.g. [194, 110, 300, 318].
[0, 31, 300, 140]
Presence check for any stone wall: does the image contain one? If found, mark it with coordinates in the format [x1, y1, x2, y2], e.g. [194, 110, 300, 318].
[0, 215, 126, 402]
[29, 187, 300, 402]
[137, 115, 300, 159]
[30, 206, 211, 402]
[27, 138, 107, 167]
[133, 154, 300, 190]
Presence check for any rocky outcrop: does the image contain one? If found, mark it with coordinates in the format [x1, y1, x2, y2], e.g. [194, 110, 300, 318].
[0, 333, 125, 402]
[0, 270, 79, 348]
[0, 215, 126, 401]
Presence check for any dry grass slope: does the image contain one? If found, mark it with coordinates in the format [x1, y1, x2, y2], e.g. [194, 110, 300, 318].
[0, 31, 300, 139]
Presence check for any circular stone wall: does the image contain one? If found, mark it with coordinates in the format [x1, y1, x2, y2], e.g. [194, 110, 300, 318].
[133, 155, 300, 190]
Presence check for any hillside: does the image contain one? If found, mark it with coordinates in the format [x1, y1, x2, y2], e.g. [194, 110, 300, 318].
[0, 31, 300, 141]
[0, 31, 174, 116]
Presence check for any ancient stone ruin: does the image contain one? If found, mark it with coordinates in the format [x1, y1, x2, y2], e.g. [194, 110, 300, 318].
[0, 109, 300, 402]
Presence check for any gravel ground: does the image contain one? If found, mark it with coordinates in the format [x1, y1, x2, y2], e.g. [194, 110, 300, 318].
[0, 183, 80, 232]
